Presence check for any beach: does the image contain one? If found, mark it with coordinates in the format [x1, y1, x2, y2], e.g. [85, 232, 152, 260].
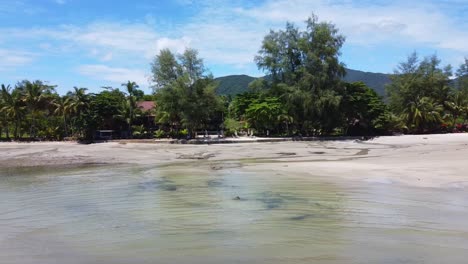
[2, 133, 468, 264]
[1, 133, 467, 188]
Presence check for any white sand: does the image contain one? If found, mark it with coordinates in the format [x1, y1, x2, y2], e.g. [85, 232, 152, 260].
[1, 133, 467, 188]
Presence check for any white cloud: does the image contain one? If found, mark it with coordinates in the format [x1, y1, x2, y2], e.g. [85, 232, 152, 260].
[0, 49, 35, 71]
[77, 64, 149, 86]
[1, 0, 466, 83]
[1, 22, 191, 60]
[100, 52, 113, 62]
[55, 0, 66, 5]
[72, 23, 189, 58]
[232, 0, 468, 52]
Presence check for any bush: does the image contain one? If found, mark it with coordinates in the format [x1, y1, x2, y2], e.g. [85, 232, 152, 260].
[179, 128, 189, 138]
[224, 129, 235, 137]
[132, 131, 142, 138]
[154, 129, 167, 139]
[223, 118, 242, 137]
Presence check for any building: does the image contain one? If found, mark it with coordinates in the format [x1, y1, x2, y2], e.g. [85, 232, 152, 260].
[136, 101, 157, 129]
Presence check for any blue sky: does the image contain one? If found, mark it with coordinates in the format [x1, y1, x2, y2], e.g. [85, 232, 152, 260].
[0, 0, 467, 94]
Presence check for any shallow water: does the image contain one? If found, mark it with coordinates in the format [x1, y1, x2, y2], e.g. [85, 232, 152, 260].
[1, 165, 468, 264]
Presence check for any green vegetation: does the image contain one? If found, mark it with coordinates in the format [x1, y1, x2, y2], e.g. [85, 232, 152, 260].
[0, 81, 153, 141]
[151, 48, 224, 137]
[343, 69, 391, 97]
[215, 69, 391, 97]
[387, 53, 468, 133]
[1, 14, 467, 141]
[215, 75, 257, 96]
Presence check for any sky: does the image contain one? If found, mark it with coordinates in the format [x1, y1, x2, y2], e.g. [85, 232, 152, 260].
[0, 0, 467, 94]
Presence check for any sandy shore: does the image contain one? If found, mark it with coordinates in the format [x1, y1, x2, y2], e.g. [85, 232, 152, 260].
[1, 133, 467, 188]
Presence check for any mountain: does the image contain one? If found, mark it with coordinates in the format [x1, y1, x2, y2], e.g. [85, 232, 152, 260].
[215, 69, 392, 97]
[343, 69, 391, 96]
[215, 75, 257, 96]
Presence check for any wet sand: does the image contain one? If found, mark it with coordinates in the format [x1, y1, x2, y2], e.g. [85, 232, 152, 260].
[1, 133, 468, 188]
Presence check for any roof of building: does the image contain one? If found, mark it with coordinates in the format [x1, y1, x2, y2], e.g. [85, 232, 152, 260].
[137, 101, 156, 112]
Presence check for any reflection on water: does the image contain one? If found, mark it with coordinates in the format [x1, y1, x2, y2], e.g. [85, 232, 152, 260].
[1, 165, 468, 264]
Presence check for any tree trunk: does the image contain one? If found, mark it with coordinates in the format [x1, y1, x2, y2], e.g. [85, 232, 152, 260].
[63, 115, 68, 137]
[14, 118, 19, 140]
[5, 122, 9, 139]
[30, 111, 35, 139]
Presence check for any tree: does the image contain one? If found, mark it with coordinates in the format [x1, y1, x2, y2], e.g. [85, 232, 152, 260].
[1, 84, 26, 139]
[402, 97, 443, 133]
[152, 48, 223, 137]
[456, 58, 468, 94]
[244, 97, 285, 135]
[178, 48, 205, 85]
[151, 49, 180, 92]
[52, 95, 73, 138]
[16, 80, 55, 138]
[122, 81, 140, 137]
[340, 82, 389, 135]
[387, 53, 452, 132]
[254, 14, 346, 134]
[229, 91, 261, 120]
[445, 91, 468, 125]
[255, 15, 345, 87]
[0, 84, 11, 139]
[67, 87, 92, 138]
[93, 89, 126, 131]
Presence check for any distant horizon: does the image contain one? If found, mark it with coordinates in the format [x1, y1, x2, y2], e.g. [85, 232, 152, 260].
[0, 0, 466, 94]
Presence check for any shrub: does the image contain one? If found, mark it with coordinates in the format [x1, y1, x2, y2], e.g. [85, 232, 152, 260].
[154, 129, 167, 139]
[179, 128, 189, 138]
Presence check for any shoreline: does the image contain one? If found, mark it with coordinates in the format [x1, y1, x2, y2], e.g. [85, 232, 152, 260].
[1, 133, 467, 189]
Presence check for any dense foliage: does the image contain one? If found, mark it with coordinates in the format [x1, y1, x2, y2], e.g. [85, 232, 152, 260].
[387, 53, 468, 133]
[0, 82, 153, 141]
[222, 15, 468, 137]
[151, 48, 224, 137]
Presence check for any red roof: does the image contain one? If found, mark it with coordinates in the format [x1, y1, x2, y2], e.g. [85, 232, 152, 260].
[137, 101, 156, 112]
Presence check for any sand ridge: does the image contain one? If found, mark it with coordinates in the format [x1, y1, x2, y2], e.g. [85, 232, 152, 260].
[1, 133, 467, 188]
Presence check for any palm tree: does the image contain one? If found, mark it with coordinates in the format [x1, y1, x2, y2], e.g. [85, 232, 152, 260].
[122, 81, 139, 137]
[19, 81, 53, 138]
[403, 97, 443, 133]
[277, 113, 293, 135]
[53, 95, 74, 137]
[67, 87, 90, 137]
[0, 84, 10, 139]
[1, 85, 26, 139]
[445, 91, 468, 125]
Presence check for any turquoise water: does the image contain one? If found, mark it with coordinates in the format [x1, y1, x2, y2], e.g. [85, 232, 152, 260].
[1, 165, 468, 263]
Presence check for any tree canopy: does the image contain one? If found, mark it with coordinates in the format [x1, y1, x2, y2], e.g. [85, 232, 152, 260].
[151, 48, 223, 136]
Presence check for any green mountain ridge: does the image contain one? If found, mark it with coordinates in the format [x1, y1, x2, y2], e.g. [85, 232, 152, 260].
[215, 68, 392, 97]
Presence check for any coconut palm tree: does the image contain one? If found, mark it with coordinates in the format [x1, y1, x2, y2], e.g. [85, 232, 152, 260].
[0, 84, 10, 139]
[19, 81, 54, 138]
[53, 95, 74, 137]
[122, 81, 139, 137]
[403, 97, 443, 133]
[67, 87, 90, 137]
[1, 85, 26, 139]
[445, 91, 468, 125]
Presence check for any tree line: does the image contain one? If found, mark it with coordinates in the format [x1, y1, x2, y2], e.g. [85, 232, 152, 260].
[1, 14, 467, 141]
[0, 80, 154, 140]
[152, 15, 468, 137]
